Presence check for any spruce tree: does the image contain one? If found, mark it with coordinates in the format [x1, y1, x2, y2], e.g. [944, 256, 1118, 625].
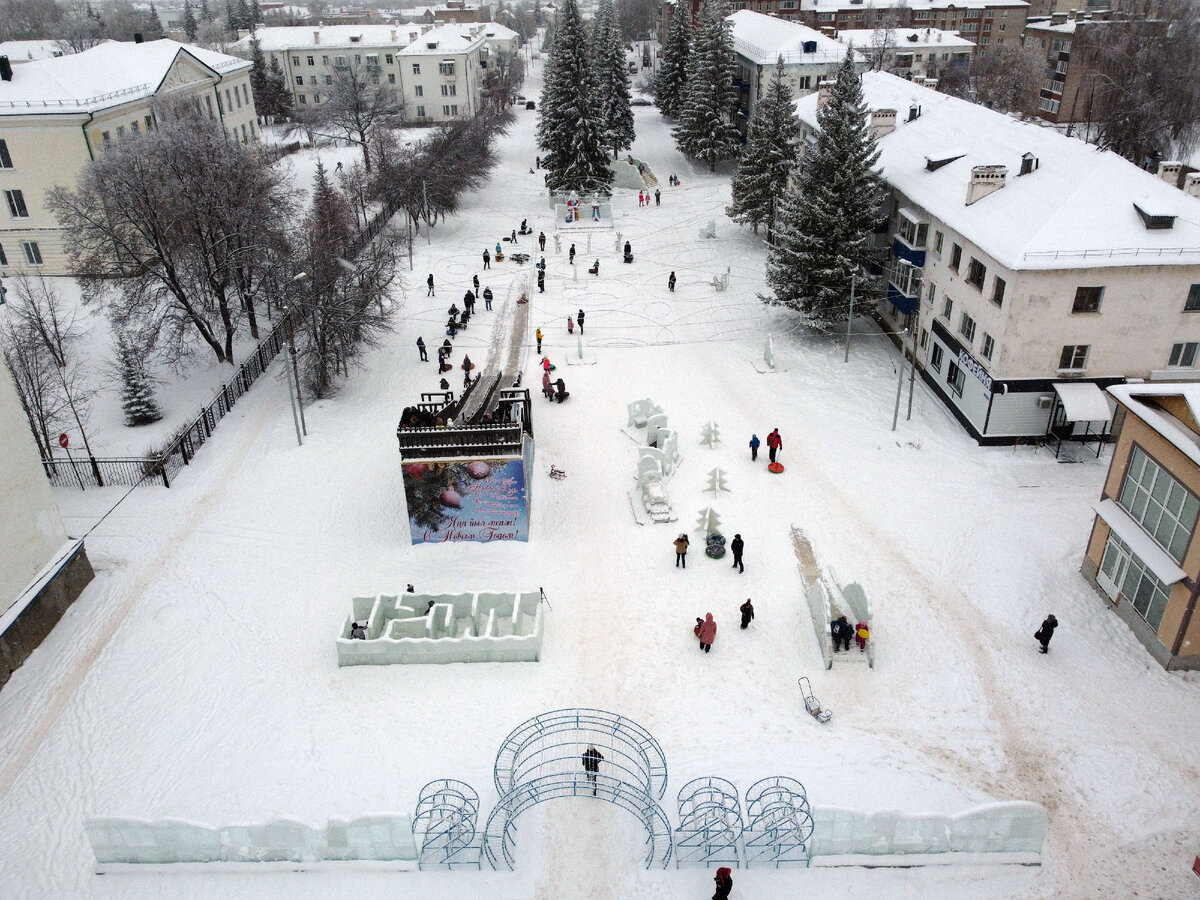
[116, 334, 162, 427]
[249, 35, 268, 108]
[199, 0, 212, 22]
[673, 0, 740, 171]
[727, 57, 800, 243]
[592, 0, 635, 158]
[537, 0, 614, 193]
[654, 4, 691, 119]
[147, 3, 163, 38]
[765, 50, 884, 329]
[267, 54, 293, 119]
[183, 0, 198, 40]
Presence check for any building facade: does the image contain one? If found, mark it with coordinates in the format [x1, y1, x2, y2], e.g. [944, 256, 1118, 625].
[834, 27, 974, 81]
[1082, 384, 1200, 670]
[0, 40, 256, 276]
[795, 73, 1200, 444]
[397, 23, 489, 123]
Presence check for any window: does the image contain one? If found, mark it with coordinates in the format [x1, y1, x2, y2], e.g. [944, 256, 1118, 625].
[950, 243, 962, 271]
[366, 54, 379, 67]
[412, 63, 421, 74]
[933, 230, 943, 254]
[21, 240, 42, 265]
[981, 333, 995, 360]
[236, 87, 243, 107]
[386, 53, 394, 64]
[1118, 446, 1200, 564]
[438, 61, 455, 75]
[1099, 534, 1171, 630]
[780, 0, 797, 7]
[145, 114, 153, 130]
[926, 282, 936, 306]
[1186, 284, 1200, 311]
[5, 189, 29, 218]
[898, 213, 928, 248]
[131, 120, 139, 133]
[101, 130, 111, 144]
[292, 56, 299, 66]
[1169, 342, 1198, 367]
[441, 83, 456, 96]
[930, 343, 944, 372]
[966, 258, 986, 289]
[1059, 344, 1089, 371]
[914, 9, 930, 18]
[0, 242, 6, 265]
[991, 276, 1006, 307]
[205, 95, 214, 117]
[314, 93, 320, 104]
[242, 84, 249, 105]
[0, 139, 11, 168]
[443, 104, 459, 116]
[941, 295, 953, 320]
[416, 105, 426, 117]
[415, 85, 424, 97]
[336, 55, 347, 67]
[296, 75, 303, 86]
[355, 54, 361, 64]
[325, 74, 332, 85]
[307, 55, 315, 66]
[116, 125, 125, 137]
[959, 311, 976, 344]
[946, 361, 966, 396]
[298, 95, 307, 104]
[309, 76, 317, 85]
[1073, 286, 1103, 313]
[1038, 97, 1061, 114]
[388, 73, 396, 83]
[241, 123, 248, 142]
[322, 55, 329, 66]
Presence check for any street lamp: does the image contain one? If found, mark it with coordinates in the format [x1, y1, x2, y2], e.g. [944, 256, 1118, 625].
[283, 272, 308, 445]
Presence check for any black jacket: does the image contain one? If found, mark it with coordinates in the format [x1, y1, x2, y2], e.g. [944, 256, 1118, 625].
[730, 537, 744, 557]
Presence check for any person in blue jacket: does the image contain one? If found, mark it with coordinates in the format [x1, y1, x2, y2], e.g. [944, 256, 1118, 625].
[749, 434, 761, 461]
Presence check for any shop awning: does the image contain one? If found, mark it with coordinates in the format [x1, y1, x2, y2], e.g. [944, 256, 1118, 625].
[1092, 498, 1187, 585]
[1053, 382, 1112, 422]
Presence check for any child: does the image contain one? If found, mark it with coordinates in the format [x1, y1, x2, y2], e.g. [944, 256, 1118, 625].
[855, 621, 869, 651]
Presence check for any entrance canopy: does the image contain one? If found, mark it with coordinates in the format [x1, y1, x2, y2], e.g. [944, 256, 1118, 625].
[1046, 382, 1113, 458]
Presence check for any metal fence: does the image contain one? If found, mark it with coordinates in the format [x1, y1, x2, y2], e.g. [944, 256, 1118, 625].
[42, 315, 292, 489]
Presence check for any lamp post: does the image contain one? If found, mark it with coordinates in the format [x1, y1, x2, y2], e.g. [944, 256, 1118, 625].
[283, 272, 308, 445]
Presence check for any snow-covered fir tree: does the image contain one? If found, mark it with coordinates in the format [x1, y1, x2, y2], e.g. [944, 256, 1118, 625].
[765, 50, 884, 329]
[654, 4, 691, 119]
[727, 56, 800, 243]
[673, 0, 740, 171]
[537, 0, 614, 193]
[182, 0, 197, 40]
[116, 334, 162, 427]
[592, 0, 635, 158]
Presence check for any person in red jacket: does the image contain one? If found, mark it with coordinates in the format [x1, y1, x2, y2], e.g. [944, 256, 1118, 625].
[766, 428, 782, 463]
[698, 613, 717, 653]
[712, 866, 733, 899]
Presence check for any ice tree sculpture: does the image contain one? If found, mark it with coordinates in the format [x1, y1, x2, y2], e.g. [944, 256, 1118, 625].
[700, 421, 721, 447]
[705, 468, 729, 494]
[696, 506, 722, 535]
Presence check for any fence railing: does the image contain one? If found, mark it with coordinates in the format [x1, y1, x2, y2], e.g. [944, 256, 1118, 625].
[42, 315, 292, 489]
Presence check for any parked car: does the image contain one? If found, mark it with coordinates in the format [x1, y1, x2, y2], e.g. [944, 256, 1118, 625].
[631, 98, 652, 106]
[526, 100, 536, 110]
[628, 61, 638, 74]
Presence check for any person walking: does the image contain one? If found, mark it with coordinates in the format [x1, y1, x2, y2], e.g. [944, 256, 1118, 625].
[473, 274, 480, 296]
[483, 286, 493, 310]
[582, 745, 604, 796]
[674, 533, 690, 568]
[730, 534, 744, 573]
[416, 336, 427, 361]
[511, 228, 518, 244]
[483, 248, 491, 269]
[577, 309, 585, 334]
[831, 616, 852, 652]
[426, 273, 435, 296]
[623, 240, 632, 263]
[855, 621, 869, 652]
[1035, 614, 1058, 654]
[638, 189, 644, 207]
[698, 613, 716, 653]
[749, 434, 760, 461]
[668, 271, 676, 292]
[569, 243, 576, 265]
[712, 866, 733, 899]
[538, 231, 546, 251]
[767, 428, 782, 463]
[655, 188, 661, 206]
[464, 289, 475, 313]
[536, 327, 543, 354]
[740, 599, 755, 630]
[537, 268, 545, 292]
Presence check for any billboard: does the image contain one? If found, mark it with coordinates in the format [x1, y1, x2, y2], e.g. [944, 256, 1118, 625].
[402, 457, 529, 543]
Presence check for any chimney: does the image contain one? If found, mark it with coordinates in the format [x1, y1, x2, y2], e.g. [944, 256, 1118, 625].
[1019, 151, 1039, 176]
[816, 80, 834, 110]
[1158, 160, 1182, 186]
[966, 165, 1008, 205]
[390, 28, 397, 41]
[0, 56, 11, 82]
[134, 32, 144, 43]
[314, 30, 321, 43]
[1186, 172, 1200, 199]
[870, 108, 897, 140]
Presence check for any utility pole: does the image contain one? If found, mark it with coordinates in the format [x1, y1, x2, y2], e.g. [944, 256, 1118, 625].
[907, 309, 919, 421]
[892, 322, 908, 432]
[844, 272, 856, 362]
[284, 271, 308, 443]
[423, 181, 430, 245]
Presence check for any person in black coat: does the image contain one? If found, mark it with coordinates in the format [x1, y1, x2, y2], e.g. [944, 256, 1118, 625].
[730, 534, 744, 573]
[831, 616, 852, 652]
[582, 745, 603, 796]
[1035, 614, 1058, 653]
[576, 309, 585, 333]
[712, 867, 733, 900]
[739, 598, 754, 630]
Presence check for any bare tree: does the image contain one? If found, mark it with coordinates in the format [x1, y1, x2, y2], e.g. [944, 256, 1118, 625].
[963, 44, 1044, 117]
[299, 62, 404, 172]
[55, 1, 105, 53]
[865, 2, 908, 72]
[47, 100, 298, 367]
[0, 0, 62, 42]
[482, 52, 526, 110]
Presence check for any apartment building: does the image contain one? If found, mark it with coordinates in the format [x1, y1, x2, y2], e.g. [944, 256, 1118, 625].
[833, 27, 974, 81]
[397, 22, 489, 122]
[0, 39, 256, 276]
[795, 73, 1200, 444]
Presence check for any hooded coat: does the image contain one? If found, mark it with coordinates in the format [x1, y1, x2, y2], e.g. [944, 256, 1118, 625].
[698, 613, 717, 645]
[674, 536, 689, 555]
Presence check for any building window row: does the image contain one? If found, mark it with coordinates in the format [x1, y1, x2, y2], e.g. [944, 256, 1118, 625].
[1098, 533, 1171, 629]
[1118, 445, 1199, 564]
[0, 139, 12, 168]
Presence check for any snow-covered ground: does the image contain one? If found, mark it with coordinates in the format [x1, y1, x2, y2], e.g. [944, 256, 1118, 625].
[1, 52, 1200, 900]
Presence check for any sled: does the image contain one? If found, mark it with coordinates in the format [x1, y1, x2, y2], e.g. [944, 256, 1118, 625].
[768, 462, 785, 474]
[549, 465, 566, 480]
[798, 676, 832, 723]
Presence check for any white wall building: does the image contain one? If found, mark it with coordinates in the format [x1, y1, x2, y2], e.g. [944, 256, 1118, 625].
[0, 40, 256, 276]
[833, 27, 974, 81]
[795, 73, 1200, 444]
[398, 22, 488, 122]
[727, 10, 866, 136]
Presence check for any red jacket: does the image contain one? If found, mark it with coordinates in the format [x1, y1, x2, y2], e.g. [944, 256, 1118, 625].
[698, 613, 717, 644]
[767, 430, 782, 449]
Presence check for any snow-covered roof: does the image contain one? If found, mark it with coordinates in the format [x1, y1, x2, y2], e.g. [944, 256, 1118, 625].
[397, 23, 487, 56]
[835, 28, 975, 52]
[231, 25, 417, 52]
[1108, 383, 1200, 468]
[801, 0, 1028, 11]
[794, 72, 1200, 271]
[0, 40, 249, 115]
[1025, 18, 1079, 34]
[728, 10, 860, 67]
[0, 40, 68, 63]
[479, 22, 519, 41]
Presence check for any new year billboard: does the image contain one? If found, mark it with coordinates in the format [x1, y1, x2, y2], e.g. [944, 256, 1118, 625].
[402, 457, 529, 543]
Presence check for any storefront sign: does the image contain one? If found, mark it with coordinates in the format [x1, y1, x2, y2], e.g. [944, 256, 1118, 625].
[958, 348, 993, 392]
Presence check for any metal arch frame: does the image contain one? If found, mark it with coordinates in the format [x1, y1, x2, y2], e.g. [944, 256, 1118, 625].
[413, 779, 481, 870]
[494, 708, 668, 800]
[674, 776, 745, 869]
[743, 776, 815, 869]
